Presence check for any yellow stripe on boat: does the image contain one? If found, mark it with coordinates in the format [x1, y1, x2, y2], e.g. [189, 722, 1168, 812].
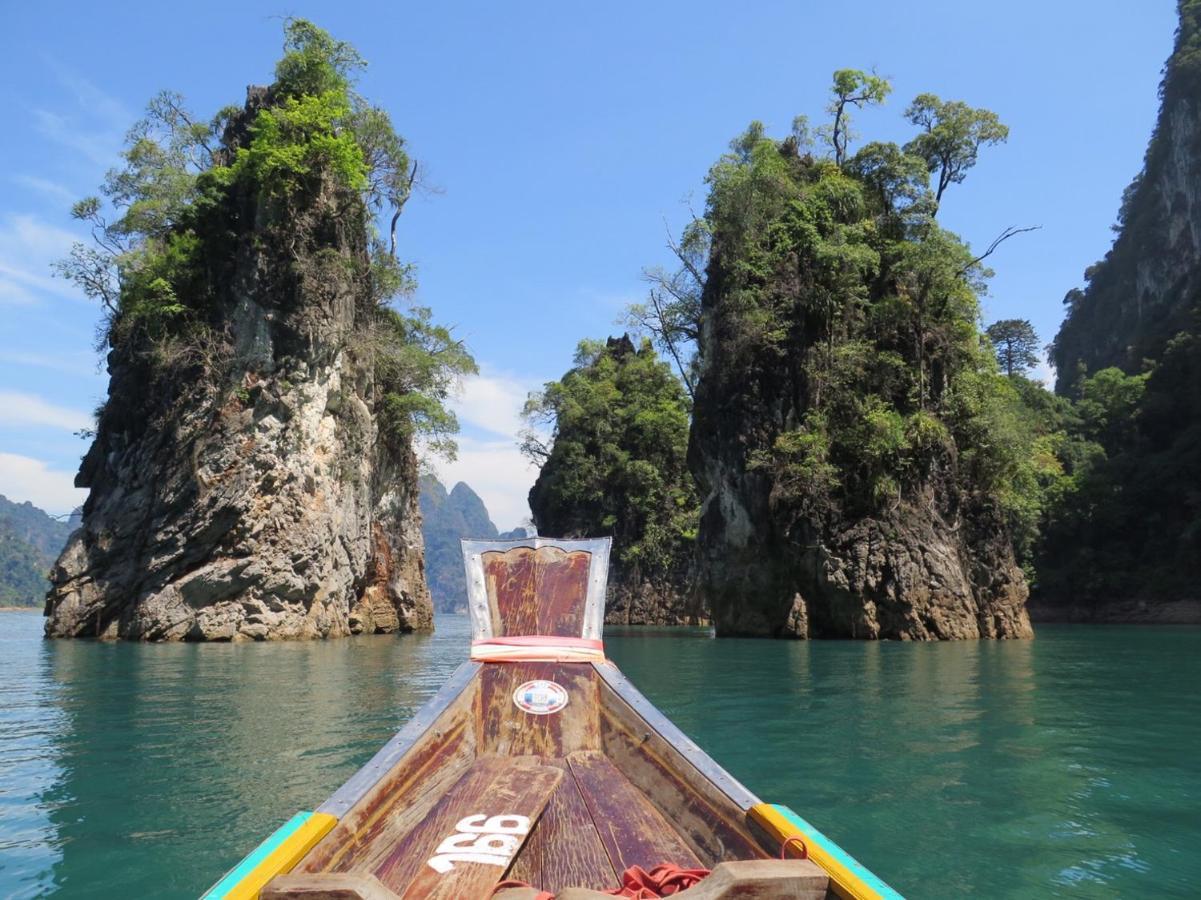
[748, 803, 903, 900]
[202, 811, 336, 900]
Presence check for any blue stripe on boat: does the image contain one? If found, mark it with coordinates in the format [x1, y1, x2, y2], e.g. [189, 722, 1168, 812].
[201, 810, 312, 899]
[771, 804, 903, 899]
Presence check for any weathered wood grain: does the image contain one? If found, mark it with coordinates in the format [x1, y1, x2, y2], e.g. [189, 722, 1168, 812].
[332, 753, 473, 875]
[597, 685, 766, 866]
[504, 759, 617, 893]
[261, 872, 400, 899]
[566, 750, 703, 875]
[372, 756, 561, 898]
[304, 687, 477, 874]
[482, 547, 591, 637]
[476, 663, 599, 757]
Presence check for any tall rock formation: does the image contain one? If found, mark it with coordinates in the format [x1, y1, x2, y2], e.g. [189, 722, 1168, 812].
[1040, 1, 1201, 613]
[45, 62, 434, 639]
[1052, 2, 1201, 394]
[686, 94, 1032, 639]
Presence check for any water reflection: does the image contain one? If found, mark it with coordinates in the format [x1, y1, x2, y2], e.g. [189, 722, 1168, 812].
[25, 614, 471, 898]
[2, 613, 1198, 899]
[605, 626, 1201, 899]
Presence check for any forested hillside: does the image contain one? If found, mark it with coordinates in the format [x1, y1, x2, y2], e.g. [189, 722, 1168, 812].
[0, 496, 74, 607]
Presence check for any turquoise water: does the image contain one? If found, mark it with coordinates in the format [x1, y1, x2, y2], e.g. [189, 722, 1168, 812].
[1, 610, 1198, 898]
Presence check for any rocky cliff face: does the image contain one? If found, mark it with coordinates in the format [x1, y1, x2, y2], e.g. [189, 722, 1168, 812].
[686, 121, 1032, 640]
[1036, 1, 1201, 611]
[1052, 1, 1201, 394]
[602, 578, 694, 627]
[44, 87, 432, 640]
[688, 452, 1031, 639]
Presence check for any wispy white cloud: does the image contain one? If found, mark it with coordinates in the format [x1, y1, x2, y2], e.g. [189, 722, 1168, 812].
[423, 367, 548, 530]
[431, 436, 537, 533]
[451, 367, 544, 439]
[31, 62, 129, 168]
[0, 350, 99, 377]
[0, 452, 86, 516]
[12, 174, 78, 207]
[0, 390, 91, 431]
[0, 214, 85, 305]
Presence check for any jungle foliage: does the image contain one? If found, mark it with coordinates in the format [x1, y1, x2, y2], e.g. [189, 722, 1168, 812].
[686, 71, 1030, 527]
[522, 336, 697, 589]
[55, 19, 474, 458]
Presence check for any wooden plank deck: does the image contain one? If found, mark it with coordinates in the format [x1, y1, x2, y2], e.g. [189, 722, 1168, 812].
[372, 755, 562, 898]
[566, 750, 704, 875]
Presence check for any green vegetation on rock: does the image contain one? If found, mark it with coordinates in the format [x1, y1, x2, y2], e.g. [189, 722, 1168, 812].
[45, 21, 453, 640]
[676, 70, 1033, 637]
[522, 336, 698, 623]
[696, 74, 1023, 525]
[55, 18, 474, 457]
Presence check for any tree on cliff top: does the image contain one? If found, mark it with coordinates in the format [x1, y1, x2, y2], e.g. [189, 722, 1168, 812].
[54, 18, 475, 459]
[986, 319, 1041, 377]
[685, 69, 1038, 531]
[521, 336, 697, 595]
[904, 94, 1009, 205]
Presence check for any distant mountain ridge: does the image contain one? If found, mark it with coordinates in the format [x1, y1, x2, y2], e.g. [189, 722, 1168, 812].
[418, 476, 532, 612]
[0, 495, 77, 607]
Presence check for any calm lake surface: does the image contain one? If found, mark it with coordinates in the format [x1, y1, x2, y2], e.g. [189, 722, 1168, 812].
[1, 610, 1198, 899]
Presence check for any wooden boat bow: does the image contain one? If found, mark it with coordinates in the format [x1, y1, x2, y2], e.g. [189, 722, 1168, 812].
[202, 537, 902, 900]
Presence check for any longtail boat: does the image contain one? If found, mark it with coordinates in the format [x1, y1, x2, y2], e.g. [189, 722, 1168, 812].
[203, 538, 902, 899]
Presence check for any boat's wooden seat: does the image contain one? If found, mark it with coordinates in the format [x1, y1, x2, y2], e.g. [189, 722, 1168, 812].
[364, 755, 563, 899]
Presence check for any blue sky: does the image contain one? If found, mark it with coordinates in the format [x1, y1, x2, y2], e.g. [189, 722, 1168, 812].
[0, 0, 1176, 528]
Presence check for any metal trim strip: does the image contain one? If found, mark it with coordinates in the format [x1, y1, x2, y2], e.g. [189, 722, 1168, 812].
[316, 660, 481, 818]
[591, 660, 761, 813]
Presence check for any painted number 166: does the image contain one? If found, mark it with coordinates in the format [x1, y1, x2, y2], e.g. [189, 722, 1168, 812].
[427, 814, 532, 873]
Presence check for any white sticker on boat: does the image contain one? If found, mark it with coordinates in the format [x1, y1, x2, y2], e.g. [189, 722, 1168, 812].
[427, 814, 531, 873]
[512, 679, 569, 715]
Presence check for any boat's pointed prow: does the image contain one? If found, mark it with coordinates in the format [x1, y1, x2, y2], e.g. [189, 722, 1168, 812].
[208, 534, 902, 900]
[462, 537, 610, 663]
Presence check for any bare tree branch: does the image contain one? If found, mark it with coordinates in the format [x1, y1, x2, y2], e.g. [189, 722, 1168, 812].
[960, 225, 1041, 275]
[389, 159, 420, 259]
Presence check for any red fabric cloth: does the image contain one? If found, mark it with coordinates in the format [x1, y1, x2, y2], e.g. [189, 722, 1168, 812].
[493, 863, 710, 898]
[605, 863, 710, 897]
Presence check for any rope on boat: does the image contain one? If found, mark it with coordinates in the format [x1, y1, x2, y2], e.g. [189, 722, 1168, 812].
[780, 835, 809, 859]
[494, 862, 710, 898]
[493, 836, 808, 898]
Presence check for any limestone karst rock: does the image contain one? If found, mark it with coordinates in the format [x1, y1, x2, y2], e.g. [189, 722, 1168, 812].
[44, 86, 432, 641]
[686, 113, 1032, 640]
